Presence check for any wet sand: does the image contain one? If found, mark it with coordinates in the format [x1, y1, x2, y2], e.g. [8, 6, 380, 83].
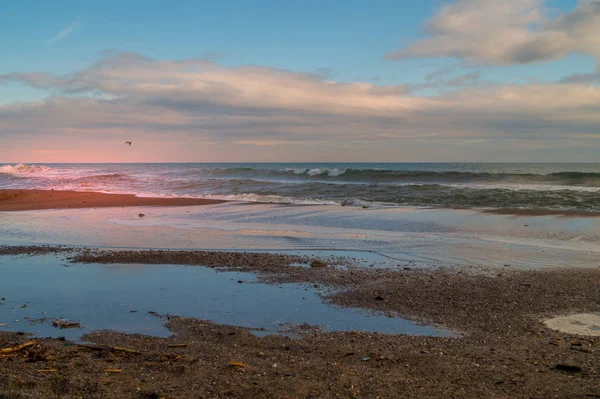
[2, 246, 600, 398]
[482, 208, 600, 217]
[0, 189, 226, 211]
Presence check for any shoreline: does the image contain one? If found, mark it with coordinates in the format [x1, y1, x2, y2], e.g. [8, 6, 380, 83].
[1, 246, 600, 397]
[0, 189, 226, 211]
[2, 189, 600, 217]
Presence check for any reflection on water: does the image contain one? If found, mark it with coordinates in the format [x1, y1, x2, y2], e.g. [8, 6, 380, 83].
[1, 203, 600, 269]
[0, 255, 448, 340]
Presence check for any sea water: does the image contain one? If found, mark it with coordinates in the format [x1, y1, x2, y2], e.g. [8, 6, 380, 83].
[3, 162, 600, 212]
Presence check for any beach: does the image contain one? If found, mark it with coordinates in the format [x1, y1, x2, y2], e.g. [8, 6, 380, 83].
[2, 182, 600, 398]
[5, 0, 600, 394]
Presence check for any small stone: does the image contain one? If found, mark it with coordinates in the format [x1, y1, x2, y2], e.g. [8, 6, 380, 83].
[138, 214, 145, 218]
[554, 364, 581, 373]
[375, 296, 385, 301]
[52, 319, 81, 329]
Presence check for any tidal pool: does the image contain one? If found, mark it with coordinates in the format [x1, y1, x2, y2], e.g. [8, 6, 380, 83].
[0, 254, 449, 340]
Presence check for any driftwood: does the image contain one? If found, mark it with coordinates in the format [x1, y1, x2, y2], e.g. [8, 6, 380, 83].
[75, 343, 138, 354]
[0, 340, 36, 354]
[228, 361, 246, 369]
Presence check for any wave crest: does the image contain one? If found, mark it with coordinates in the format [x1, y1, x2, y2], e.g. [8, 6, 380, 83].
[0, 164, 54, 175]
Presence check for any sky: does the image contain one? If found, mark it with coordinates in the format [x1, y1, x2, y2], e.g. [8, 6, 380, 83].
[1, 0, 599, 163]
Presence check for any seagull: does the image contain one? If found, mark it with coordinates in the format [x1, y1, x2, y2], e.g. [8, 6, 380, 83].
[124, 141, 132, 146]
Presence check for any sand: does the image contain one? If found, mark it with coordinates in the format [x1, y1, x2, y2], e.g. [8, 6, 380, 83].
[544, 313, 600, 337]
[0, 189, 226, 211]
[2, 246, 600, 398]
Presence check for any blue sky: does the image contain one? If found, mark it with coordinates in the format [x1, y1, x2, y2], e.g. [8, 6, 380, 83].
[1, 0, 600, 162]
[2, 0, 591, 87]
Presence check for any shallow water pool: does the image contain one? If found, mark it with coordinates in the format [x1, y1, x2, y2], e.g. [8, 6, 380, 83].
[0, 254, 449, 340]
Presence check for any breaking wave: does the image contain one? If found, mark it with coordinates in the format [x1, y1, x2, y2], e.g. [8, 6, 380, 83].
[167, 166, 600, 187]
[0, 164, 55, 175]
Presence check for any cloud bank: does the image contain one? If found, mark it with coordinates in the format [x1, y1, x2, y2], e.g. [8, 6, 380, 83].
[1, 50, 599, 162]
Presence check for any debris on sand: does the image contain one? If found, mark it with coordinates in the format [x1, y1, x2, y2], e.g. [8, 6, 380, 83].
[554, 364, 582, 373]
[0, 340, 36, 355]
[75, 343, 139, 354]
[52, 319, 81, 329]
[310, 260, 328, 268]
[229, 361, 246, 370]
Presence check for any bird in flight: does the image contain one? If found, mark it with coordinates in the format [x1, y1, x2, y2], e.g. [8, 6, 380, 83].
[124, 141, 132, 146]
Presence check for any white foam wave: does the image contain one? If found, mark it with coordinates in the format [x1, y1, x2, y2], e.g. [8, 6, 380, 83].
[281, 167, 347, 177]
[0, 164, 54, 175]
[307, 168, 346, 177]
[135, 191, 338, 205]
[327, 168, 346, 177]
[282, 168, 308, 175]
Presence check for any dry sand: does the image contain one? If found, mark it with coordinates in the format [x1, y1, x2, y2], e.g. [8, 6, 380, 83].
[544, 314, 600, 337]
[0, 189, 225, 211]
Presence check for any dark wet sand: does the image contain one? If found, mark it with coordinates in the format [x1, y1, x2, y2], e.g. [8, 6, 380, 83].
[0, 189, 226, 211]
[1, 246, 600, 398]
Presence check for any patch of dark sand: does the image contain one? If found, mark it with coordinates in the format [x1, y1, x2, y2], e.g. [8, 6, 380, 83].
[0, 245, 72, 257]
[72, 248, 356, 275]
[1, 317, 599, 399]
[322, 268, 600, 335]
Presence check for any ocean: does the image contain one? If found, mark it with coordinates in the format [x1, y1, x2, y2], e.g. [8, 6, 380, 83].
[2, 162, 600, 212]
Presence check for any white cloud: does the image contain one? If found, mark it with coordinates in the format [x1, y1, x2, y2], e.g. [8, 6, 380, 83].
[386, 0, 600, 65]
[47, 20, 78, 44]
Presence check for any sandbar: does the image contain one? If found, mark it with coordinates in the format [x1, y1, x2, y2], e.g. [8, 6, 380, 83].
[0, 189, 225, 211]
